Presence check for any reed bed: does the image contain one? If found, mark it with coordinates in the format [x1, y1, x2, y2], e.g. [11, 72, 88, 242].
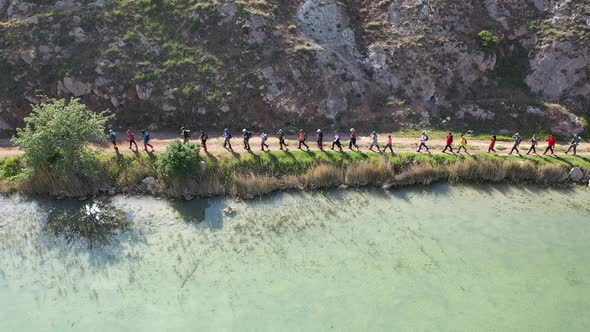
[0, 151, 588, 198]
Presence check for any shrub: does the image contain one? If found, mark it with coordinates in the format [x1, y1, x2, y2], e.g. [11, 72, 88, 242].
[478, 30, 500, 49]
[0, 156, 22, 178]
[157, 139, 200, 179]
[12, 98, 110, 179]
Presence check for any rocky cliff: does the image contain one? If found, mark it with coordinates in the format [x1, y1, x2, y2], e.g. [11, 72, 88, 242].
[0, 0, 588, 137]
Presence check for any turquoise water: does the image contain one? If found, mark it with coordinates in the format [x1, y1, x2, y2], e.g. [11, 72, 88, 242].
[1, 185, 590, 331]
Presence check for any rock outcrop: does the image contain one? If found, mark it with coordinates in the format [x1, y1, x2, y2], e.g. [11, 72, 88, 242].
[0, 0, 588, 136]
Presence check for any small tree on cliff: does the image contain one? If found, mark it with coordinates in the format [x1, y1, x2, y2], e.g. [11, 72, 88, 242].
[12, 98, 110, 178]
[478, 30, 500, 49]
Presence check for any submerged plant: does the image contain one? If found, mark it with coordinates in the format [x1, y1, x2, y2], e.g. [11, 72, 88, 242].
[45, 200, 129, 249]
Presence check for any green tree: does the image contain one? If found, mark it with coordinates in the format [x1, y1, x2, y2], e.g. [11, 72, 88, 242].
[158, 139, 200, 180]
[478, 30, 500, 49]
[12, 98, 110, 177]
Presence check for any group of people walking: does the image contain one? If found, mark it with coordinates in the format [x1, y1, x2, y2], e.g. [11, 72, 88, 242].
[431, 132, 583, 156]
[215, 128, 396, 154]
[108, 127, 584, 157]
[108, 129, 154, 152]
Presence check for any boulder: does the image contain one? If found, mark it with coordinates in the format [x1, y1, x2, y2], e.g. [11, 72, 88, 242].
[199, 161, 207, 172]
[223, 206, 237, 215]
[20, 50, 35, 65]
[136, 84, 153, 100]
[381, 180, 396, 190]
[142, 176, 158, 195]
[62, 77, 91, 96]
[183, 194, 194, 201]
[71, 27, 87, 42]
[338, 184, 349, 190]
[568, 167, 584, 182]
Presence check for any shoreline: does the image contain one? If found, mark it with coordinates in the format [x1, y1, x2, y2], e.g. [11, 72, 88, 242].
[1, 151, 589, 200]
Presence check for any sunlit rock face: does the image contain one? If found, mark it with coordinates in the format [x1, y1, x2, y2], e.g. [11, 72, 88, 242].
[0, 0, 588, 135]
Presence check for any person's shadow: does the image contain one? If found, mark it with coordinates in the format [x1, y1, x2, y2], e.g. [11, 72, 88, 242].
[204, 150, 218, 162]
[147, 151, 157, 161]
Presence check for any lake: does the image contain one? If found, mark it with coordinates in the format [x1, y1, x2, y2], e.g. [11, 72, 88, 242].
[1, 185, 589, 331]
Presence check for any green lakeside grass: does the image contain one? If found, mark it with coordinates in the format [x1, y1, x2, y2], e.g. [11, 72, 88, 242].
[1, 150, 589, 198]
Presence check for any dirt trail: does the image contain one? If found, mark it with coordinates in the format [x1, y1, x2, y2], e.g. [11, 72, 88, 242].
[0, 133, 588, 158]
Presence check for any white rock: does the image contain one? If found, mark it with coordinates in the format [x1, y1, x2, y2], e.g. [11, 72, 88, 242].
[39, 45, 53, 55]
[223, 206, 237, 215]
[163, 104, 176, 112]
[71, 27, 87, 42]
[526, 106, 543, 114]
[569, 167, 584, 182]
[136, 84, 153, 100]
[63, 77, 91, 96]
[199, 161, 207, 172]
[26, 15, 38, 25]
[20, 50, 35, 65]
[142, 177, 158, 195]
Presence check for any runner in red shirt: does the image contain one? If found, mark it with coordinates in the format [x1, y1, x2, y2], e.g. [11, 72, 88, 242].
[298, 129, 309, 151]
[488, 135, 497, 153]
[127, 130, 138, 150]
[383, 134, 394, 154]
[543, 134, 556, 155]
[442, 132, 454, 153]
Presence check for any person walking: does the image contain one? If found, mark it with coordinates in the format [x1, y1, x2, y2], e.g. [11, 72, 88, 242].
[349, 128, 359, 151]
[200, 130, 208, 152]
[260, 131, 270, 151]
[127, 130, 138, 150]
[417, 132, 430, 153]
[488, 135, 497, 153]
[457, 133, 468, 153]
[316, 129, 324, 150]
[278, 129, 287, 151]
[242, 129, 252, 151]
[543, 134, 556, 155]
[565, 133, 582, 155]
[442, 132, 454, 153]
[108, 129, 117, 149]
[383, 134, 394, 154]
[332, 132, 343, 152]
[509, 132, 522, 155]
[141, 130, 154, 152]
[369, 131, 381, 152]
[298, 129, 309, 151]
[526, 134, 538, 155]
[181, 127, 191, 144]
[223, 128, 233, 151]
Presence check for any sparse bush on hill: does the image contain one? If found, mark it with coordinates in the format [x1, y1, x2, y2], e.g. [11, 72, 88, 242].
[478, 30, 500, 49]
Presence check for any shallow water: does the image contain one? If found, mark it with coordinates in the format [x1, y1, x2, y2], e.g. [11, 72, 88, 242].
[1, 185, 590, 331]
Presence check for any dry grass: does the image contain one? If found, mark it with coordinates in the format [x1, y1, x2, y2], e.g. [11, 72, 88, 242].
[345, 159, 394, 186]
[16, 170, 99, 196]
[503, 160, 537, 183]
[392, 163, 447, 186]
[230, 173, 285, 196]
[537, 164, 569, 185]
[448, 158, 505, 183]
[300, 163, 343, 189]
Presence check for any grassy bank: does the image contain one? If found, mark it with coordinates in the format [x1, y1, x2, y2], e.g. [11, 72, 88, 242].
[1, 150, 589, 199]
